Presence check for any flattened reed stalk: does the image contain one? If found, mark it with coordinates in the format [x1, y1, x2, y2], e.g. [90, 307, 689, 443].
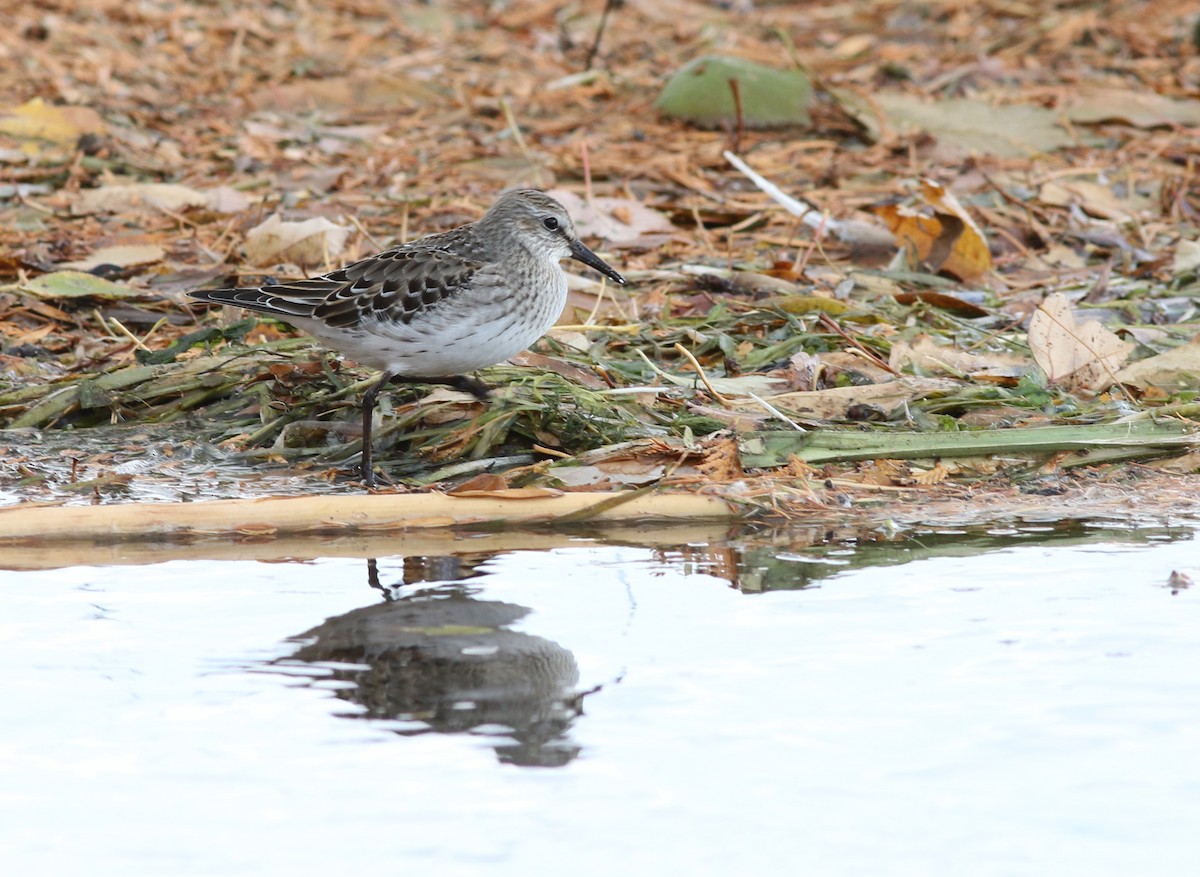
[0, 338, 313, 431]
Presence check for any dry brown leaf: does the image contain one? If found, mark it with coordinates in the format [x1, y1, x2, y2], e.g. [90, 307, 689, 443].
[1113, 340, 1200, 391]
[548, 190, 675, 248]
[244, 214, 351, 268]
[1038, 180, 1150, 222]
[74, 183, 209, 215]
[60, 244, 165, 271]
[747, 377, 959, 421]
[1065, 87, 1200, 128]
[860, 459, 909, 486]
[873, 179, 992, 281]
[889, 335, 1031, 378]
[447, 473, 508, 494]
[912, 461, 950, 485]
[449, 484, 564, 500]
[1028, 293, 1132, 392]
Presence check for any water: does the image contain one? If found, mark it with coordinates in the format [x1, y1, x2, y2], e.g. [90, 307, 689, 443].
[2, 520, 1199, 875]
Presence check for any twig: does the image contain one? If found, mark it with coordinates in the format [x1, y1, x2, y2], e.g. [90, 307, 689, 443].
[584, 0, 620, 71]
[583, 276, 608, 326]
[727, 77, 744, 155]
[817, 313, 899, 375]
[345, 213, 384, 253]
[500, 98, 541, 180]
[723, 151, 892, 251]
[724, 150, 831, 233]
[107, 316, 152, 351]
[748, 392, 807, 432]
[673, 343, 731, 407]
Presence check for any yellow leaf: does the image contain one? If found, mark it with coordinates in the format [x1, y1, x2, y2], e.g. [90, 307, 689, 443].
[873, 179, 992, 281]
[0, 98, 105, 145]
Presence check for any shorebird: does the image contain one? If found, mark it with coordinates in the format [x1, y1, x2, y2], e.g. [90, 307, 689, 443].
[190, 189, 625, 487]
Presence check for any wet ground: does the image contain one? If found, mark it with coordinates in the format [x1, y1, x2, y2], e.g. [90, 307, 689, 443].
[3, 516, 1199, 875]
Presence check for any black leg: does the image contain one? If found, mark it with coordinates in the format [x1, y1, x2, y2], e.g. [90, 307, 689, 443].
[360, 370, 395, 488]
[357, 372, 491, 487]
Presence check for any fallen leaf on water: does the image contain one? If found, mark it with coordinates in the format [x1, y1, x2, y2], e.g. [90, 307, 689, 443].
[1027, 292, 1132, 392]
[243, 214, 351, 268]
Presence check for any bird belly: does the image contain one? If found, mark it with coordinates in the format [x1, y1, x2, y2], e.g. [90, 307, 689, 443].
[294, 270, 568, 377]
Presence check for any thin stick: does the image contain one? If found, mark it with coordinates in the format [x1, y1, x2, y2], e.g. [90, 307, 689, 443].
[727, 77, 744, 155]
[583, 277, 608, 326]
[817, 313, 899, 375]
[346, 213, 384, 253]
[673, 343, 731, 407]
[748, 392, 807, 432]
[724, 150, 833, 234]
[584, 0, 620, 71]
[500, 98, 538, 175]
[107, 316, 152, 351]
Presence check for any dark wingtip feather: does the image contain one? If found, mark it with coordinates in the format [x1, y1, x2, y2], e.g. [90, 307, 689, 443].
[187, 287, 320, 319]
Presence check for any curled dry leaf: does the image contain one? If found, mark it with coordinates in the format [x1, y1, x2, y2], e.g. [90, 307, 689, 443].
[873, 179, 992, 281]
[243, 214, 351, 268]
[1028, 293, 1132, 392]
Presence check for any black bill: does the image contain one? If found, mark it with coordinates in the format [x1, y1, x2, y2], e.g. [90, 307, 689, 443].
[569, 239, 626, 284]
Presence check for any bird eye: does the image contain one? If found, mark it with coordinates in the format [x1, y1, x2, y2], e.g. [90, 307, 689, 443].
[542, 216, 560, 231]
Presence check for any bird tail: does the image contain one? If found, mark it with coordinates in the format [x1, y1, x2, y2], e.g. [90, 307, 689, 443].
[188, 286, 323, 319]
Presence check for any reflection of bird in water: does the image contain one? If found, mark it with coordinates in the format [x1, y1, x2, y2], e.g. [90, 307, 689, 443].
[368, 555, 489, 596]
[278, 582, 582, 768]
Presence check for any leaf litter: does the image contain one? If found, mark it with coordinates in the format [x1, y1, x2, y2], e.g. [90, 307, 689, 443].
[0, 0, 1199, 522]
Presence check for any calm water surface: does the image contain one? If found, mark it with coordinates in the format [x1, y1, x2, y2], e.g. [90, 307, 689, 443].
[2, 520, 1199, 875]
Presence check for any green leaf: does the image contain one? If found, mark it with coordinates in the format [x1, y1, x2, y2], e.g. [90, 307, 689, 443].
[655, 56, 812, 129]
[20, 270, 141, 300]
